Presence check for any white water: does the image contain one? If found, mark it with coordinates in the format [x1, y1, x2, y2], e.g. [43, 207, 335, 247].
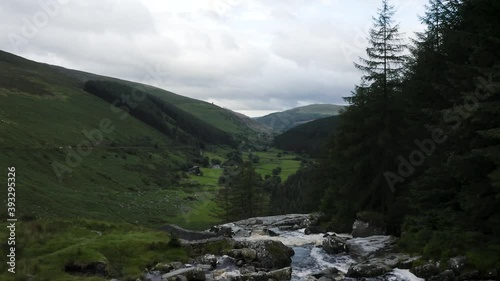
[237, 228, 422, 281]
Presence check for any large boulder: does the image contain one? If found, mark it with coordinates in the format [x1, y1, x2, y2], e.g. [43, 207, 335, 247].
[233, 240, 294, 269]
[322, 235, 348, 254]
[161, 267, 206, 281]
[155, 261, 185, 273]
[346, 262, 391, 278]
[193, 254, 217, 269]
[311, 267, 340, 279]
[346, 235, 395, 259]
[227, 248, 257, 262]
[208, 225, 233, 237]
[183, 238, 235, 256]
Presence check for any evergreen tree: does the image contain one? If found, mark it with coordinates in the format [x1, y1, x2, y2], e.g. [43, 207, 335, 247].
[230, 161, 266, 219]
[213, 161, 266, 221]
[322, 0, 407, 230]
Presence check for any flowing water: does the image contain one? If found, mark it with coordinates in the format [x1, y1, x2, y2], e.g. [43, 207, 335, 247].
[236, 228, 423, 281]
[147, 220, 423, 281]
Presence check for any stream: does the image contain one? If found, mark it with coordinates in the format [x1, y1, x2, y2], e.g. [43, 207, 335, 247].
[235, 227, 423, 281]
[149, 215, 424, 281]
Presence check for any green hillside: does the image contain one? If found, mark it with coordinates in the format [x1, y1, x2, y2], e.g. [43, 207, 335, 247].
[255, 104, 344, 132]
[0, 50, 267, 227]
[273, 115, 340, 157]
[50, 64, 272, 145]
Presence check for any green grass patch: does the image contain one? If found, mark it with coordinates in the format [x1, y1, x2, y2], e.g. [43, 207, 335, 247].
[0, 219, 187, 281]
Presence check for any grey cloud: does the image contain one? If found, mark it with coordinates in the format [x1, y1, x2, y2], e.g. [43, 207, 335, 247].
[0, 0, 427, 116]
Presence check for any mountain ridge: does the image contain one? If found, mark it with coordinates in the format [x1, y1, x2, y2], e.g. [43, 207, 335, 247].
[255, 103, 344, 132]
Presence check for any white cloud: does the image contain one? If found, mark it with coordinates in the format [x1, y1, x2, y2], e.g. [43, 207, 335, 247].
[0, 0, 427, 115]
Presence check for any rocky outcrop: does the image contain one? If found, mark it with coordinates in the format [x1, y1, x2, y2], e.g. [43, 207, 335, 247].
[161, 224, 219, 241]
[161, 267, 206, 281]
[232, 240, 294, 269]
[311, 268, 341, 279]
[155, 261, 185, 273]
[208, 214, 321, 238]
[346, 262, 391, 278]
[346, 235, 396, 259]
[182, 237, 235, 256]
[322, 234, 348, 254]
[410, 262, 441, 279]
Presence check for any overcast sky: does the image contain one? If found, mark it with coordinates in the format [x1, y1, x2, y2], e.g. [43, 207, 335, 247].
[1, 0, 427, 117]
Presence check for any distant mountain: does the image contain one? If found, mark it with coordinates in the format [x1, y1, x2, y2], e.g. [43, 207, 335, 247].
[255, 104, 344, 132]
[273, 115, 340, 157]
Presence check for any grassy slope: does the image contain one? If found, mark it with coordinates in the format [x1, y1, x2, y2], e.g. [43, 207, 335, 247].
[51, 65, 272, 143]
[255, 103, 344, 132]
[0, 219, 187, 281]
[0, 51, 200, 226]
[0, 51, 300, 227]
[244, 148, 302, 180]
[0, 51, 300, 280]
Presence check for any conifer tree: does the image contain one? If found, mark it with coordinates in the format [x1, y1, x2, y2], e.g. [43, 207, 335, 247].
[322, 0, 407, 228]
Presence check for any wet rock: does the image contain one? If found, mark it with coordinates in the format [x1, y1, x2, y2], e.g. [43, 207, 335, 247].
[194, 254, 217, 269]
[197, 264, 213, 271]
[155, 262, 185, 273]
[161, 224, 219, 241]
[227, 248, 257, 262]
[395, 255, 420, 269]
[311, 267, 340, 279]
[322, 235, 348, 254]
[411, 263, 440, 279]
[305, 226, 325, 235]
[233, 229, 252, 238]
[351, 219, 385, 238]
[278, 225, 295, 231]
[240, 248, 257, 261]
[235, 259, 245, 267]
[239, 265, 256, 274]
[234, 240, 294, 269]
[264, 228, 279, 237]
[161, 267, 205, 281]
[346, 236, 395, 259]
[209, 225, 233, 237]
[370, 254, 419, 269]
[346, 262, 391, 278]
[183, 238, 235, 256]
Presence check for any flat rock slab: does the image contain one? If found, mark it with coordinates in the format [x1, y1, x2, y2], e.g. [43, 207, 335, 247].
[161, 267, 205, 281]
